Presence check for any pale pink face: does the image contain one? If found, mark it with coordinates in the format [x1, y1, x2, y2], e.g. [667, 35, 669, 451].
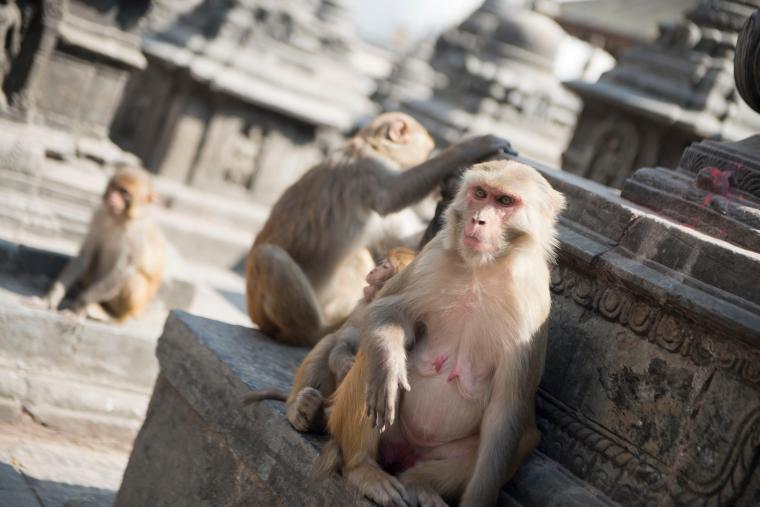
[461, 183, 521, 255]
[365, 259, 395, 286]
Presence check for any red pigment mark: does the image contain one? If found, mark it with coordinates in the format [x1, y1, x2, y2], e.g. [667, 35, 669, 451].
[433, 355, 446, 373]
[702, 167, 732, 195]
[447, 365, 460, 382]
[702, 192, 714, 207]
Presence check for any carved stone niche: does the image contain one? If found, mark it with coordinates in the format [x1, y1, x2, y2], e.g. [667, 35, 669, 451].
[621, 11, 760, 254]
[518, 156, 760, 506]
[0, 0, 65, 117]
[562, 0, 760, 189]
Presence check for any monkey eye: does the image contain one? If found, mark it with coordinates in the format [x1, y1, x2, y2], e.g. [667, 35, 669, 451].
[498, 195, 516, 206]
[474, 187, 487, 199]
[112, 185, 132, 204]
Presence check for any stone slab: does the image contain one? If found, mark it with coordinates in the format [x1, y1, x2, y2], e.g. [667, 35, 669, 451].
[0, 422, 127, 507]
[117, 311, 616, 506]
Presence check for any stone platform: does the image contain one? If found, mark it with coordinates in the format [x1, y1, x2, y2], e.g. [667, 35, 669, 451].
[116, 311, 615, 506]
[0, 237, 249, 441]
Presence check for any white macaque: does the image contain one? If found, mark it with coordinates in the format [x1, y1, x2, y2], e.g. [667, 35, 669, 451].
[317, 160, 566, 507]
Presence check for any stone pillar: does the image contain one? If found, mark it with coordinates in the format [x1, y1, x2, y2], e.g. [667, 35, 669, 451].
[562, 0, 760, 188]
[0, 0, 66, 120]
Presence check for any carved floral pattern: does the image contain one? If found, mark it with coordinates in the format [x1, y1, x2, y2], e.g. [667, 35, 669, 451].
[537, 390, 760, 506]
[543, 262, 760, 505]
[550, 264, 760, 388]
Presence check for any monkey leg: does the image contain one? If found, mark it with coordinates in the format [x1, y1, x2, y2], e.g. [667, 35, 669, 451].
[318, 248, 374, 326]
[346, 460, 409, 507]
[399, 437, 478, 504]
[286, 388, 327, 432]
[322, 350, 410, 505]
[398, 424, 540, 506]
[284, 334, 339, 432]
[246, 244, 324, 346]
[106, 273, 156, 322]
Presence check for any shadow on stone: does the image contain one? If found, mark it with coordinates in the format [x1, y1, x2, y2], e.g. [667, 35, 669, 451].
[0, 462, 116, 507]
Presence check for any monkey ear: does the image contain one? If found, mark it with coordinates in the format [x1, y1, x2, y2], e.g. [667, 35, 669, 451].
[387, 119, 410, 144]
[550, 189, 567, 216]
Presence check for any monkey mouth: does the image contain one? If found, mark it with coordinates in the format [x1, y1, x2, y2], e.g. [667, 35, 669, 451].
[463, 234, 488, 251]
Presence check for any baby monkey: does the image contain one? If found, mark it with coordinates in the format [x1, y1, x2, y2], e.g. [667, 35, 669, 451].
[242, 247, 416, 432]
[42, 167, 166, 322]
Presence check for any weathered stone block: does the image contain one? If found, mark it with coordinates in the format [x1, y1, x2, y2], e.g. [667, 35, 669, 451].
[117, 311, 615, 506]
[526, 156, 760, 506]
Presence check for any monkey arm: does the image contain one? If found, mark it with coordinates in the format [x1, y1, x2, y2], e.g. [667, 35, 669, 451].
[75, 255, 134, 307]
[327, 330, 358, 382]
[369, 135, 513, 216]
[46, 235, 98, 308]
[460, 362, 528, 507]
[362, 294, 416, 430]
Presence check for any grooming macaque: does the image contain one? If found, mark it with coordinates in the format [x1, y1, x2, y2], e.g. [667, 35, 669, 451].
[246, 112, 512, 346]
[317, 160, 566, 507]
[43, 167, 166, 322]
[243, 248, 416, 432]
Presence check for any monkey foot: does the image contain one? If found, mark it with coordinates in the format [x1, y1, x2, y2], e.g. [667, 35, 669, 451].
[286, 387, 324, 432]
[347, 463, 409, 507]
[401, 482, 448, 507]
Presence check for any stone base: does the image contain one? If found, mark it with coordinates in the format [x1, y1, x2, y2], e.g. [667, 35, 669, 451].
[116, 312, 615, 506]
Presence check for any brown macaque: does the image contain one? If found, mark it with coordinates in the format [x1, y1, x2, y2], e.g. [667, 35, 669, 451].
[316, 160, 566, 507]
[246, 112, 512, 346]
[43, 167, 166, 322]
[242, 247, 416, 433]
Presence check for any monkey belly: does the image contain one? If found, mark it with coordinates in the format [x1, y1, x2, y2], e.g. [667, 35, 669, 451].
[397, 372, 484, 449]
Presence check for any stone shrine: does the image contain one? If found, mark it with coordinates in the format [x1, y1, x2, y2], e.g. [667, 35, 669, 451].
[1, 1, 149, 139]
[563, 0, 760, 188]
[111, 0, 391, 205]
[376, 0, 581, 167]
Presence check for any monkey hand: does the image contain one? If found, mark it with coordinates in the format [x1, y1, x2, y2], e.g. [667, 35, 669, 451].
[447, 135, 516, 167]
[335, 356, 355, 382]
[365, 351, 410, 431]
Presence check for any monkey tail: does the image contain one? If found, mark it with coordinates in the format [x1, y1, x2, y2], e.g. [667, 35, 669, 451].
[312, 439, 343, 480]
[240, 388, 288, 404]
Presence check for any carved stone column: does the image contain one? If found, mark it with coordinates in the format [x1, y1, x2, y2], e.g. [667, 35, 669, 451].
[563, 0, 760, 188]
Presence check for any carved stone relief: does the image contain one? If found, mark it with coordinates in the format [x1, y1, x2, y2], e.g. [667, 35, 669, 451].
[540, 262, 760, 506]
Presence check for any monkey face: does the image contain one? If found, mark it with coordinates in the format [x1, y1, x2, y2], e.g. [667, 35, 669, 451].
[104, 182, 132, 216]
[103, 167, 157, 219]
[459, 183, 519, 262]
[448, 160, 566, 267]
[365, 259, 395, 286]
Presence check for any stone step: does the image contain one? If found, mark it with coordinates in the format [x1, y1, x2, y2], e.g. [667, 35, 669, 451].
[116, 311, 617, 506]
[0, 238, 250, 439]
[0, 419, 128, 507]
[0, 174, 261, 270]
